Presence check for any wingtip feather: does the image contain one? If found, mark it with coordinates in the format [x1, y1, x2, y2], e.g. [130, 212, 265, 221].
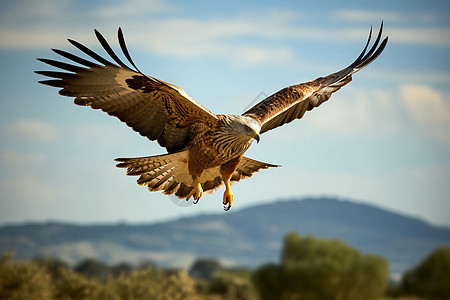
[117, 27, 142, 73]
[38, 79, 66, 87]
[348, 22, 387, 70]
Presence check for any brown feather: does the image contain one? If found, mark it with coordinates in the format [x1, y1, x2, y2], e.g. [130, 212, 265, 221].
[115, 153, 277, 198]
[36, 28, 218, 153]
[243, 24, 388, 134]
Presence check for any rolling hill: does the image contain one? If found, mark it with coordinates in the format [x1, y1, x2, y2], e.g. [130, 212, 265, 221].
[1, 197, 449, 276]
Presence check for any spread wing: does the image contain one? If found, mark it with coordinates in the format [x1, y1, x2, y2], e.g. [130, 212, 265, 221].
[243, 23, 388, 134]
[36, 28, 218, 153]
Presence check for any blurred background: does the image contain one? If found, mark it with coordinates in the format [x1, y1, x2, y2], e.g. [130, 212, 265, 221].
[0, 0, 449, 299]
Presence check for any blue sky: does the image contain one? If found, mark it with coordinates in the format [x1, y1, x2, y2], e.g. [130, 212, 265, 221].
[0, 0, 449, 227]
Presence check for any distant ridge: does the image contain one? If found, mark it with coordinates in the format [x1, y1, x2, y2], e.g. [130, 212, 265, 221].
[1, 197, 449, 276]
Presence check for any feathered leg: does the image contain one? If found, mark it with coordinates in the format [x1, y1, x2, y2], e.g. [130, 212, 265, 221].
[220, 156, 242, 211]
[187, 159, 205, 204]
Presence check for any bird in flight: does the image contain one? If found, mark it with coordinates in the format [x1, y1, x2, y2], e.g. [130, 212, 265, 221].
[37, 23, 388, 211]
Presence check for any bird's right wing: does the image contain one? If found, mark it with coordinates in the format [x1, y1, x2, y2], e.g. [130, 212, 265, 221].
[36, 28, 218, 153]
[243, 23, 388, 134]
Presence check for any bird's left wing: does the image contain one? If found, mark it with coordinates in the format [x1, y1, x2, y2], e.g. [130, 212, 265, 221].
[36, 28, 218, 153]
[243, 23, 388, 134]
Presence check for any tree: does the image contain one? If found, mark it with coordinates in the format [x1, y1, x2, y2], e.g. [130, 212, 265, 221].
[74, 258, 110, 280]
[252, 264, 283, 300]
[188, 258, 222, 280]
[401, 247, 450, 299]
[109, 262, 133, 277]
[208, 268, 257, 300]
[253, 232, 389, 300]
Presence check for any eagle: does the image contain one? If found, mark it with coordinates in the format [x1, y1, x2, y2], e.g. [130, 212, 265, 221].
[37, 23, 388, 211]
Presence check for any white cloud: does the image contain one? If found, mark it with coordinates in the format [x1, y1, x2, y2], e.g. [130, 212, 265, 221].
[305, 84, 450, 145]
[306, 90, 370, 134]
[389, 27, 450, 47]
[94, 0, 178, 18]
[332, 9, 450, 47]
[121, 16, 298, 65]
[0, 174, 68, 203]
[8, 119, 57, 142]
[233, 46, 293, 67]
[0, 28, 76, 49]
[303, 86, 401, 138]
[367, 69, 450, 85]
[1, 150, 45, 167]
[0, 4, 297, 66]
[400, 84, 450, 143]
[333, 9, 408, 23]
[332, 9, 445, 24]
[1, 0, 449, 68]
[0, 0, 72, 25]
[400, 85, 450, 122]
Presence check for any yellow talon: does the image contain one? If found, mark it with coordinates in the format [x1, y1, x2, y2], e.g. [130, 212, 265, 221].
[222, 182, 233, 211]
[187, 183, 203, 204]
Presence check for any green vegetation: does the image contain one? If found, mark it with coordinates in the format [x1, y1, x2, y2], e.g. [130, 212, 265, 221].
[401, 247, 450, 299]
[0, 253, 198, 300]
[189, 258, 222, 279]
[253, 233, 389, 300]
[1, 235, 448, 299]
[0, 253, 53, 300]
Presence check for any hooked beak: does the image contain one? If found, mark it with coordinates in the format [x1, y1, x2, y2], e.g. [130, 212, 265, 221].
[253, 133, 260, 144]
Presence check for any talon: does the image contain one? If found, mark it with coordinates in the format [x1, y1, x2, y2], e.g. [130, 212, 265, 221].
[222, 188, 233, 211]
[223, 200, 231, 211]
[193, 190, 203, 204]
[187, 183, 203, 204]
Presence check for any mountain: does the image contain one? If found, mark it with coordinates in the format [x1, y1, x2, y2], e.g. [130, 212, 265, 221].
[1, 197, 449, 276]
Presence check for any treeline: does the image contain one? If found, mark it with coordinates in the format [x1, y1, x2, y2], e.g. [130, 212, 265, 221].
[1, 232, 449, 300]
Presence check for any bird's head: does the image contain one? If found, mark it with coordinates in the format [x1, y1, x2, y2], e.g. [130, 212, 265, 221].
[227, 115, 261, 143]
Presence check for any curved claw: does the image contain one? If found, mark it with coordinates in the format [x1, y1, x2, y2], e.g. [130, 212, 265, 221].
[223, 200, 231, 211]
[222, 188, 233, 211]
[186, 183, 203, 204]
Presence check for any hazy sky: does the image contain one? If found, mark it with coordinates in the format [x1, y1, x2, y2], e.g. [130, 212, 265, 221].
[0, 0, 449, 227]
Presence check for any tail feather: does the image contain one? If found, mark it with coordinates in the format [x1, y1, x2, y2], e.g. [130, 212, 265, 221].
[163, 180, 179, 195]
[116, 151, 189, 194]
[116, 151, 278, 199]
[139, 160, 178, 185]
[151, 169, 176, 190]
